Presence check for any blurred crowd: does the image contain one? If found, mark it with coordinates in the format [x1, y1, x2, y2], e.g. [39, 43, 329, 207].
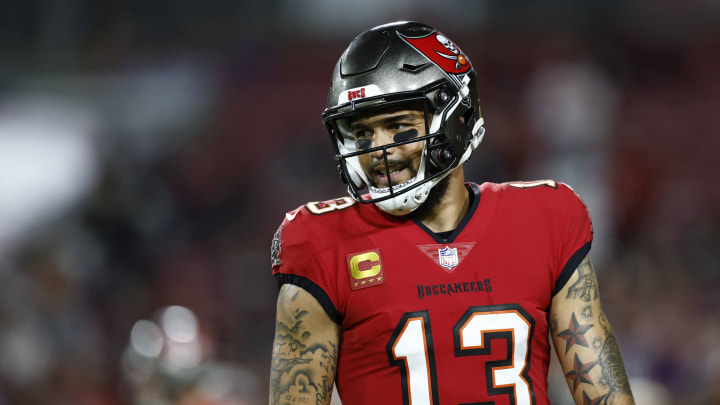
[0, 1, 719, 404]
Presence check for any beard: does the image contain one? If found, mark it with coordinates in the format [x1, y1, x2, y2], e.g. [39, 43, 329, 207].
[408, 174, 452, 219]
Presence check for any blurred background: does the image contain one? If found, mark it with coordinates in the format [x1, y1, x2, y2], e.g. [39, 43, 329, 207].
[0, 0, 719, 404]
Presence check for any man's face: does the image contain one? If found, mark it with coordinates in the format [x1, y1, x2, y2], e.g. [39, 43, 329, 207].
[349, 108, 426, 189]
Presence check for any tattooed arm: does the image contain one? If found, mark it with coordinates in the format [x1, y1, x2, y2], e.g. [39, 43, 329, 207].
[550, 254, 635, 405]
[270, 284, 341, 405]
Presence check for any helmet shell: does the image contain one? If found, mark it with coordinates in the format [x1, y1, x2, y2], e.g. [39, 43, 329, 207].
[326, 22, 453, 110]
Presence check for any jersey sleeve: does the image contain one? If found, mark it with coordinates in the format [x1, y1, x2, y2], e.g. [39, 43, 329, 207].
[551, 183, 594, 296]
[271, 206, 343, 324]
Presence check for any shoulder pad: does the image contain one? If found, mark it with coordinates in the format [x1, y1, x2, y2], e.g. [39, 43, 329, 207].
[502, 179, 559, 191]
[303, 196, 357, 216]
[279, 196, 358, 226]
[499, 180, 588, 214]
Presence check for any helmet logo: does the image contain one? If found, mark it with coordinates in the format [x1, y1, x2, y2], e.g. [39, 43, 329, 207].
[338, 84, 382, 105]
[399, 32, 471, 74]
[270, 225, 283, 268]
[348, 88, 366, 101]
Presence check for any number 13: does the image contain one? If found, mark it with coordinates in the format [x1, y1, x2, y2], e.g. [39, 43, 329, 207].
[386, 304, 536, 405]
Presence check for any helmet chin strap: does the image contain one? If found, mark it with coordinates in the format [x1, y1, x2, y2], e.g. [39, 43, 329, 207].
[372, 150, 430, 215]
[337, 139, 426, 215]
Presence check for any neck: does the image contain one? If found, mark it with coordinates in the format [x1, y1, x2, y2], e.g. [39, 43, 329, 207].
[413, 166, 470, 233]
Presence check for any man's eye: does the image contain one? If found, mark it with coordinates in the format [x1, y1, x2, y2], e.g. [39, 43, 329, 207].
[389, 123, 409, 130]
[355, 138, 372, 150]
[353, 130, 372, 150]
[353, 129, 372, 139]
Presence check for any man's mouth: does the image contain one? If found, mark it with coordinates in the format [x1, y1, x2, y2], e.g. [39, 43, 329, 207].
[373, 163, 411, 187]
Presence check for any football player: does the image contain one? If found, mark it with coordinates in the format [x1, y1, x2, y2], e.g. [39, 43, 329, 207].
[270, 21, 634, 405]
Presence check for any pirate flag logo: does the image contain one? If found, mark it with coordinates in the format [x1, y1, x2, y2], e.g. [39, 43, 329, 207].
[271, 225, 283, 268]
[399, 32, 472, 74]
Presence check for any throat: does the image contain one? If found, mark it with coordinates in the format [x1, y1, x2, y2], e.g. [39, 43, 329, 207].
[412, 168, 471, 233]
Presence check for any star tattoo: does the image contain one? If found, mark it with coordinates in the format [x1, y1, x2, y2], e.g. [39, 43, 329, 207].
[558, 313, 593, 354]
[582, 391, 606, 405]
[566, 353, 598, 393]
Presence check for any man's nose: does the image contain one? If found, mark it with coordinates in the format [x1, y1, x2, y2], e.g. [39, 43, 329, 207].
[368, 129, 396, 158]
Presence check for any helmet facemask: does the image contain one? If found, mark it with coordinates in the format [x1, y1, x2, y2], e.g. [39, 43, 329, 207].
[324, 79, 484, 216]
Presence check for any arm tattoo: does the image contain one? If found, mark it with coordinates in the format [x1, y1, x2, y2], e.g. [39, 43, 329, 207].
[582, 390, 607, 404]
[554, 255, 634, 402]
[565, 353, 598, 393]
[597, 323, 633, 400]
[566, 256, 599, 302]
[271, 299, 338, 405]
[557, 312, 593, 354]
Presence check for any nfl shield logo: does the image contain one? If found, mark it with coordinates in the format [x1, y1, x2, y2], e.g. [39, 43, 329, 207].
[438, 246, 459, 270]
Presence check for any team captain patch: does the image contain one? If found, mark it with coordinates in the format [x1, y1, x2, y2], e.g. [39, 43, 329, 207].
[347, 249, 385, 290]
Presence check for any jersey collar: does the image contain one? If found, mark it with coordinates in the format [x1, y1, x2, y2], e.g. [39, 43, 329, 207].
[410, 182, 482, 244]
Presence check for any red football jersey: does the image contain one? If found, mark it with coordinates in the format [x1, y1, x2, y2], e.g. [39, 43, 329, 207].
[272, 181, 593, 405]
